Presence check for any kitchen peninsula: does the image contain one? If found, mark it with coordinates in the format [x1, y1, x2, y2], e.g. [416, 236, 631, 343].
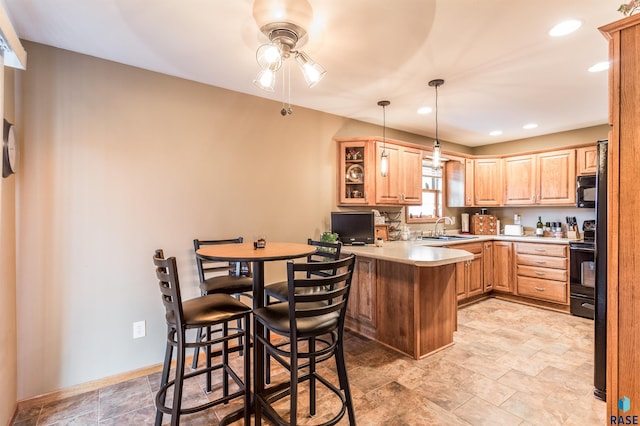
[343, 243, 473, 359]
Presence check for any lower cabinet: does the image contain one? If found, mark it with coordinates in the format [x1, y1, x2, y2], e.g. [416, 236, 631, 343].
[514, 242, 569, 304]
[483, 242, 494, 292]
[453, 242, 484, 301]
[346, 256, 377, 331]
[493, 241, 513, 293]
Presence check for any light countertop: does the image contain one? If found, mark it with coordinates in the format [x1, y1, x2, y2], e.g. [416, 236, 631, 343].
[343, 241, 474, 267]
[343, 234, 573, 267]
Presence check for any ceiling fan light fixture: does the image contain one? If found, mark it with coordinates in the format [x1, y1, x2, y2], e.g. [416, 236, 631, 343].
[254, 69, 277, 91]
[295, 51, 326, 87]
[256, 43, 283, 71]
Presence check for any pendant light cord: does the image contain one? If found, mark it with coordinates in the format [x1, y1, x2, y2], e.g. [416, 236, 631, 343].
[435, 84, 439, 142]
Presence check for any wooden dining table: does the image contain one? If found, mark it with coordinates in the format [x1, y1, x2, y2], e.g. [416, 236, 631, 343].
[195, 241, 317, 425]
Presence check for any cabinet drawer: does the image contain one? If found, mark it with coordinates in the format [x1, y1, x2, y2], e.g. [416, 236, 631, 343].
[517, 265, 567, 282]
[515, 243, 567, 257]
[517, 276, 567, 303]
[516, 253, 567, 270]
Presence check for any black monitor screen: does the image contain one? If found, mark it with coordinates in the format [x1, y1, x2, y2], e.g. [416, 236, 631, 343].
[330, 211, 375, 245]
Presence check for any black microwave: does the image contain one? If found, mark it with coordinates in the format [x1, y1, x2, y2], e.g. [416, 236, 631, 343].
[576, 175, 596, 208]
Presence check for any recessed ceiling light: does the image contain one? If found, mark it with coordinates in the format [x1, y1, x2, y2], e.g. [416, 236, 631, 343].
[549, 19, 582, 37]
[417, 106, 432, 115]
[523, 123, 538, 130]
[489, 130, 503, 136]
[588, 61, 610, 73]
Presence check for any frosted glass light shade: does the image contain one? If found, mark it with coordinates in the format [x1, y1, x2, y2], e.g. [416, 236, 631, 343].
[254, 69, 276, 91]
[295, 51, 326, 87]
[256, 43, 283, 71]
[432, 141, 441, 169]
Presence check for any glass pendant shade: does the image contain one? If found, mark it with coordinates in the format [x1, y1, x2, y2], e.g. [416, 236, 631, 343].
[256, 43, 283, 71]
[254, 69, 276, 91]
[295, 51, 327, 87]
[380, 152, 389, 177]
[432, 140, 441, 169]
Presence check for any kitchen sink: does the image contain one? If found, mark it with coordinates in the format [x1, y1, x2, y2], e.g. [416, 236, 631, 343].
[422, 235, 478, 241]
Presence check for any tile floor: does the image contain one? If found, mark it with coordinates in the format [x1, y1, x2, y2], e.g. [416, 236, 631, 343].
[12, 298, 606, 425]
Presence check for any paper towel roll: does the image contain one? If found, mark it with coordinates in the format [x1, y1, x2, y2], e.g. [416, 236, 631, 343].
[461, 213, 470, 233]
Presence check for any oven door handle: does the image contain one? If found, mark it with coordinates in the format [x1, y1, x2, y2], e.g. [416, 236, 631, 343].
[581, 302, 595, 310]
[570, 247, 595, 253]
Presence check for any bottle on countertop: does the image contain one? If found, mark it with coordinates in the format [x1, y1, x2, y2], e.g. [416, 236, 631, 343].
[536, 216, 544, 237]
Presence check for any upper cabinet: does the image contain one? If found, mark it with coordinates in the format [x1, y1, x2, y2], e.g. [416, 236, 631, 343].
[503, 149, 576, 206]
[336, 138, 422, 206]
[375, 142, 422, 205]
[473, 158, 503, 206]
[338, 139, 374, 205]
[576, 145, 597, 175]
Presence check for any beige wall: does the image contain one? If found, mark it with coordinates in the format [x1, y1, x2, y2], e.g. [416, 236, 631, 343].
[472, 125, 609, 155]
[1, 61, 18, 424]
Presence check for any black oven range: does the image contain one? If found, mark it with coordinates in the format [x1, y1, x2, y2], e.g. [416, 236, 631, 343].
[569, 220, 596, 319]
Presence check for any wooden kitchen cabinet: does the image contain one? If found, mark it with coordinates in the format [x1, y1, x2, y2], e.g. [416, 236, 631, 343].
[445, 157, 474, 207]
[538, 149, 576, 205]
[337, 139, 374, 205]
[483, 242, 493, 292]
[600, 14, 640, 417]
[576, 145, 597, 175]
[503, 154, 536, 205]
[452, 242, 484, 301]
[514, 242, 568, 304]
[493, 241, 513, 293]
[465, 158, 475, 206]
[346, 256, 377, 331]
[473, 158, 502, 206]
[336, 138, 421, 206]
[503, 149, 576, 206]
[375, 141, 422, 205]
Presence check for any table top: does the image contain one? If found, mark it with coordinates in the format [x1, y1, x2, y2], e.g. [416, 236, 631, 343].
[196, 241, 316, 262]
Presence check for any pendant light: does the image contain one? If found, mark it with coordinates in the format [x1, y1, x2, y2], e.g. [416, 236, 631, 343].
[378, 100, 390, 177]
[428, 79, 444, 170]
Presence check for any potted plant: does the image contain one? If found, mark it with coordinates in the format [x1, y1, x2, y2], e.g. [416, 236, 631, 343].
[619, 0, 640, 15]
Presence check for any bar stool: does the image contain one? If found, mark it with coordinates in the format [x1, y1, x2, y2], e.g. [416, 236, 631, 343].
[191, 237, 253, 370]
[253, 254, 357, 425]
[264, 238, 342, 304]
[152, 249, 251, 426]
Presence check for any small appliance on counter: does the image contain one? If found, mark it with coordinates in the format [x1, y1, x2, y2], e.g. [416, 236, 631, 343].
[460, 213, 470, 233]
[503, 224, 524, 236]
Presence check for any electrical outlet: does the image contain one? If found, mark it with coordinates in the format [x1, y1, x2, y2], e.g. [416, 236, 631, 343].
[133, 320, 146, 339]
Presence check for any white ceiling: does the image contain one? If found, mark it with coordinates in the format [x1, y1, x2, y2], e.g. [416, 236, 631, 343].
[3, 0, 624, 146]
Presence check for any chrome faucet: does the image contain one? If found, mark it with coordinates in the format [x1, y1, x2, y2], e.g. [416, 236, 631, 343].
[434, 216, 453, 237]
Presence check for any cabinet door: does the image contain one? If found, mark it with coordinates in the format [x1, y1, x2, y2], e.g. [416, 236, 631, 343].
[352, 257, 377, 327]
[455, 261, 467, 301]
[375, 143, 402, 204]
[338, 140, 374, 205]
[483, 242, 494, 292]
[445, 159, 465, 207]
[473, 158, 502, 206]
[576, 146, 597, 175]
[467, 255, 484, 297]
[493, 241, 513, 293]
[465, 159, 474, 206]
[503, 155, 536, 205]
[400, 146, 423, 204]
[537, 149, 576, 205]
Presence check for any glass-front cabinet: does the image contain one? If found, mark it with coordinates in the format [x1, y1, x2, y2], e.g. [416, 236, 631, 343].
[338, 139, 374, 205]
